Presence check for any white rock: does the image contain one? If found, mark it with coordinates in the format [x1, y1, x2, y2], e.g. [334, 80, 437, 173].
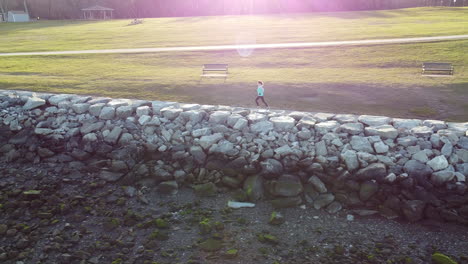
[199, 133, 224, 149]
[374, 141, 389, 154]
[136, 106, 151, 117]
[364, 125, 398, 139]
[313, 113, 334, 122]
[423, 120, 447, 130]
[23, 97, 46, 110]
[48, 94, 74, 106]
[427, 155, 449, 171]
[350, 136, 374, 153]
[227, 114, 243, 128]
[274, 145, 294, 156]
[341, 149, 359, 171]
[339, 122, 364, 135]
[385, 173, 397, 183]
[297, 116, 316, 128]
[116, 106, 133, 119]
[104, 126, 122, 144]
[233, 118, 248, 130]
[393, 118, 422, 130]
[209, 111, 231, 124]
[315, 120, 340, 135]
[410, 126, 433, 137]
[247, 113, 267, 123]
[412, 151, 429, 163]
[358, 115, 391, 126]
[89, 103, 105, 117]
[334, 114, 358, 123]
[192, 128, 211, 137]
[83, 133, 98, 142]
[251, 121, 274, 134]
[71, 103, 90, 114]
[161, 106, 182, 120]
[138, 115, 151, 125]
[315, 140, 328, 156]
[270, 116, 295, 131]
[99, 106, 115, 120]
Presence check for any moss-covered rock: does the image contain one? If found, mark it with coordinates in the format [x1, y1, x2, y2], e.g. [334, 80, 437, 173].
[199, 218, 212, 234]
[432, 252, 457, 264]
[199, 238, 223, 252]
[269, 211, 285, 225]
[224, 249, 238, 259]
[193, 183, 217, 197]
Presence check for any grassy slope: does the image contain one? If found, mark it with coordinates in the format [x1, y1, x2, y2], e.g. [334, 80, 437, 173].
[0, 7, 467, 120]
[0, 7, 468, 52]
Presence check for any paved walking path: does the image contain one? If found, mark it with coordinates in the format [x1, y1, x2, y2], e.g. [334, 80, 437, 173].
[1, 34, 468, 57]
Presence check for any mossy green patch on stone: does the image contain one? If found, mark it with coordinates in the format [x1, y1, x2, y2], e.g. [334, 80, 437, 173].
[199, 218, 212, 234]
[199, 238, 223, 252]
[269, 211, 285, 225]
[155, 218, 169, 229]
[224, 249, 238, 259]
[193, 183, 217, 197]
[149, 229, 169, 241]
[257, 233, 279, 245]
[432, 252, 457, 264]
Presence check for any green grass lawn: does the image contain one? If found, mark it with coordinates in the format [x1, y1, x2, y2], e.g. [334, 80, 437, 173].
[1, 7, 467, 121]
[1, 7, 468, 53]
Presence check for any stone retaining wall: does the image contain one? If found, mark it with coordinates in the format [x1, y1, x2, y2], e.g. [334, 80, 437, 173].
[1, 90, 467, 224]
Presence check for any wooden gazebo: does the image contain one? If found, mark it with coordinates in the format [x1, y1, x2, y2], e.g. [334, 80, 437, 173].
[82, 5, 114, 20]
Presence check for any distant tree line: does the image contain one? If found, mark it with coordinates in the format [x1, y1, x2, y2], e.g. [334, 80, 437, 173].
[1, 0, 467, 20]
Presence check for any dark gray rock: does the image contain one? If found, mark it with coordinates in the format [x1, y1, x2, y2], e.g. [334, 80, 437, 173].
[402, 200, 426, 222]
[355, 163, 386, 181]
[359, 181, 379, 201]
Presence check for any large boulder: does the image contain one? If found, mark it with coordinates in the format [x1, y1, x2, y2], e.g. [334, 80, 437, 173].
[341, 150, 359, 171]
[71, 103, 90, 114]
[410, 126, 433, 137]
[315, 120, 340, 135]
[251, 121, 274, 134]
[358, 115, 391, 126]
[430, 171, 455, 186]
[364, 125, 398, 139]
[427, 155, 449, 171]
[359, 181, 379, 201]
[272, 175, 303, 197]
[313, 193, 335, 209]
[270, 116, 296, 131]
[99, 106, 116, 120]
[243, 175, 264, 201]
[355, 163, 386, 181]
[339, 123, 363, 135]
[308, 176, 327, 193]
[393, 118, 422, 130]
[403, 160, 433, 178]
[350, 136, 374, 153]
[198, 133, 224, 150]
[260, 159, 283, 179]
[23, 97, 46, 110]
[402, 200, 426, 222]
[161, 106, 182, 120]
[209, 111, 231, 124]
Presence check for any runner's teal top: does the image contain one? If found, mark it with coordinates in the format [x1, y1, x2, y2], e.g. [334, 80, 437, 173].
[257, 86, 264, 96]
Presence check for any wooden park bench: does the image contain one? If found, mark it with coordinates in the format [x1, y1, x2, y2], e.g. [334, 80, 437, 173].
[201, 64, 228, 80]
[422, 62, 453, 75]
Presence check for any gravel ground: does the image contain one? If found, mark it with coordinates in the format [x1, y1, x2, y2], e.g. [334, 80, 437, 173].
[1, 162, 467, 264]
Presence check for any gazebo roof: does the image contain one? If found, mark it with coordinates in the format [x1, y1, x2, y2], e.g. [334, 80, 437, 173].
[81, 5, 114, 11]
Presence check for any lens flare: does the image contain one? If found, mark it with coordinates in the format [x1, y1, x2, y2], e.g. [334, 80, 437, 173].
[235, 32, 256, 57]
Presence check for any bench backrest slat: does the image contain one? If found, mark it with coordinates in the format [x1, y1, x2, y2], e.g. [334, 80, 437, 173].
[204, 64, 228, 70]
[422, 62, 452, 69]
